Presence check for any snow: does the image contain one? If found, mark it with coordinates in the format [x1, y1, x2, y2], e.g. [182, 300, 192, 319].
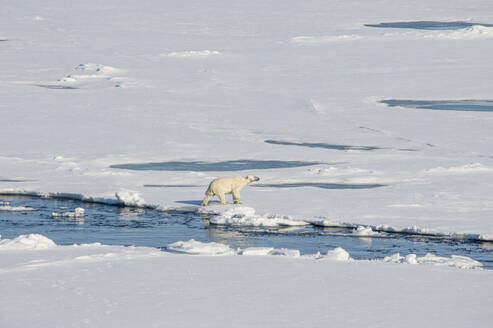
[167, 239, 236, 256]
[423, 25, 493, 39]
[166, 50, 222, 57]
[352, 225, 378, 236]
[0, 235, 492, 327]
[114, 189, 147, 207]
[0, 205, 34, 211]
[2, 0, 493, 238]
[384, 252, 483, 270]
[324, 247, 352, 261]
[290, 34, 363, 44]
[2, 0, 493, 325]
[201, 205, 309, 227]
[0, 234, 57, 250]
[52, 207, 85, 218]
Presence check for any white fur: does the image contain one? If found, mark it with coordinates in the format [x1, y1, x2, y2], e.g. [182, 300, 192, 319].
[202, 175, 259, 206]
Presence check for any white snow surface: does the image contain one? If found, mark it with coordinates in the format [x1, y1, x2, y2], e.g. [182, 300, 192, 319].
[200, 205, 309, 227]
[52, 207, 85, 218]
[384, 252, 483, 270]
[0, 205, 35, 211]
[0, 235, 492, 327]
[167, 239, 236, 256]
[2, 0, 493, 325]
[166, 50, 222, 57]
[0, 234, 57, 250]
[2, 0, 493, 241]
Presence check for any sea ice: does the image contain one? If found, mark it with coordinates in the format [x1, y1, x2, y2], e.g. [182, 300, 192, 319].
[201, 205, 308, 227]
[52, 207, 85, 218]
[0, 234, 56, 250]
[352, 226, 378, 236]
[384, 252, 483, 269]
[115, 190, 146, 207]
[167, 239, 236, 256]
[323, 247, 351, 261]
[0, 205, 34, 211]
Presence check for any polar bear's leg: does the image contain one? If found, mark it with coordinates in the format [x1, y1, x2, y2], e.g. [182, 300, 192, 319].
[202, 193, 213, 206]
[232, 189, 241, 204]
[218, 193, 227, 205]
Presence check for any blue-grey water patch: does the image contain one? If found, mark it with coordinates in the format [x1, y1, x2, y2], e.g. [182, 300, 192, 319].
[110, 160, 324, 172]
[365, 21, 493, 30]
[1, 195, 492, 268]
[252, 182, 386, 190]
[0, 179, 32, 182]
[380, 99, 493, 112]
[265, 139, 381, 151]
[35, 84, 79, 90]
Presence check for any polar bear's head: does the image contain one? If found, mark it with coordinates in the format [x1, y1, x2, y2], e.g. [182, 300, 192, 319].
[245, 175, 260, 183]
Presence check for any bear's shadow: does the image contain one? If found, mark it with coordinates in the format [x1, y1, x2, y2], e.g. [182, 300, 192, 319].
[176, 200, 220, 206]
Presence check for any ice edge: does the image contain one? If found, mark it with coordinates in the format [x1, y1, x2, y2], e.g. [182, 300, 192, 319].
[1, 188, 491, 242]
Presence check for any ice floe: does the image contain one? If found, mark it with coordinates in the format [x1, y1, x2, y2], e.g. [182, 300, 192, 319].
[384, 253, 483, 269]
[305, 217, 352, 228]
[352, 226, 378, 236]
[115, 190, 146, 207]
[323, 247, 351, 261]
[167, 239, 236, 256]
[199, 205, 308, 227]
[0, 234, 56, 250]
[52, 207, 84, 218]
[166, 240, 482, 269]
[0, 205, 35, 211]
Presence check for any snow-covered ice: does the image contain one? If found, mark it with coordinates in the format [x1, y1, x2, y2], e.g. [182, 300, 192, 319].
[2, 0, 493, 325]
[200, 205, 309, 227]
[166, 50, 222, 58]
[52, 207, 84, 218]
[384, 252, 483, 269]
[167, 239, 236, 256]
[0, 205, 35, 211]
[1, 235, 492, 327]
[0, 234, 57, 250]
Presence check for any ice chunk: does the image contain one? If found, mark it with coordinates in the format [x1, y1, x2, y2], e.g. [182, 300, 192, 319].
[0, 234, 57, 250]
[167, 239, 236, 256]
[352, 226, 378, 236]
[0, 205, 35, 211]
[115, 190, 146, 207]
[384, 252, 482, 269]
[204, 205, 308, 227]
[52, 207, 85, 218]
[240, 247, 275, 256]
[323, 247, 351, 261]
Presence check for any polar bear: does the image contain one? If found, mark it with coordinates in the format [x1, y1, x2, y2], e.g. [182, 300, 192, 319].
[202, 175, 260, 206]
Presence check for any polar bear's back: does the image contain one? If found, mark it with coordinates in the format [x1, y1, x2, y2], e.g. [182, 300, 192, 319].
[205, 176, 248, 195]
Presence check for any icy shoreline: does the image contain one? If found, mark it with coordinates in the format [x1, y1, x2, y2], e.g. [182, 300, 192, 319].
[0, 234, 484, 270]
[2, 188, 493, 242]
[1, 234, 491, 328]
